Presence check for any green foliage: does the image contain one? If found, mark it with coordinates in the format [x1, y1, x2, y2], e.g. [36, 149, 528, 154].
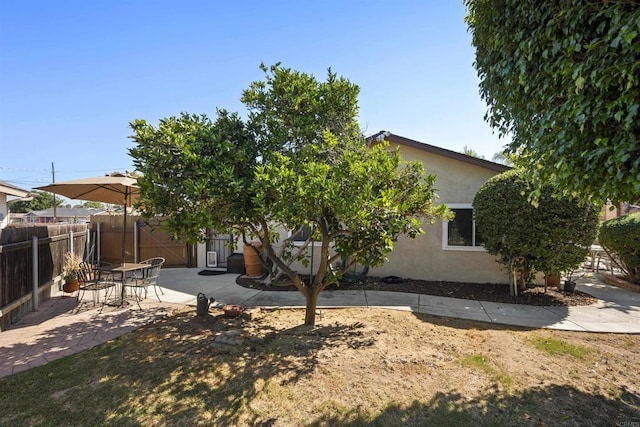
[529, 336, 591, 360]
[473, 170, 599, 289]
[130, 110, 257, 241]
[599, 212, 640, 283]
[462, 146, 484, 159]
[9, 190, 63, 213]
[82, 201, 105, 209]
[459, 354, 513, 390]
[129, 64, 450, 325]
[465, 1, 640, 203]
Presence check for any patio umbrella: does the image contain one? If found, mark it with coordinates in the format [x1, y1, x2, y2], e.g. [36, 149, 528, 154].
[36, 174, 140, 264]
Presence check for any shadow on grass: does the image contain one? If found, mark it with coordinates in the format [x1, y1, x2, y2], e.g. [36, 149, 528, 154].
[0, 308, 377, 426]
[307, 385, 640, 427]
[410, 310, 541, 332]
[110, 311, 378, 425]
[1, 308, 639, 426]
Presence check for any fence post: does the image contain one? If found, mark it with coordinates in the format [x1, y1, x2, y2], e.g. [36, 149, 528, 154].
[69, 230, 74, 257]
[134, 220, 139, 263]
[97, 222, 101, 264]
[86, 228, 90, 261]
[32, 235, 38, 311]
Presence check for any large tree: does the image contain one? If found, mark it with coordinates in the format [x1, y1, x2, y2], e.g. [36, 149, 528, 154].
[9, 190, 63, 213]
[465, 1, 640, 203]
[130, 64, 449, 326]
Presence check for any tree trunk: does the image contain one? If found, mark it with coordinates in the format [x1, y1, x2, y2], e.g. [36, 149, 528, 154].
[304, 290, 320, 326]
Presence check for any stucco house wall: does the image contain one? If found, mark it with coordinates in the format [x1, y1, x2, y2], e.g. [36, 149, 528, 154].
[366, 133, 511, 284]
[197, 132, 511, 284]
[0, 180, 30, 229]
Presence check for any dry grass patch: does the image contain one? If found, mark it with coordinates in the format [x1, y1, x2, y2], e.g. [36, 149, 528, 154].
[0, 307, 638, 426]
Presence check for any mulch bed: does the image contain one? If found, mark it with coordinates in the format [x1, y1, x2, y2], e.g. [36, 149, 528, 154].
[236, 275, 598, 307]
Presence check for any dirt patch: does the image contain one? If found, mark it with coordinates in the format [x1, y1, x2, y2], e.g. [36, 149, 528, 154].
[3, 306, 639, 426]
[128, 307, 640, 425]
[237, 275, 598, 306]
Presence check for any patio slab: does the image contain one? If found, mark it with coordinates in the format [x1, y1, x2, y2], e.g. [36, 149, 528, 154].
[243, 291, 306, 307]
[365, 290, 419, 309]
[415, 305, 493, 323]
[318, 290, 367, 307]
[419, 295, 486, 313]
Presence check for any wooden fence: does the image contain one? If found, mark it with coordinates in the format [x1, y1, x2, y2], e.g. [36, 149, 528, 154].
[91, 215, 194, 267]
[0, 224, 88, 331]
[0, 216, 194, 331]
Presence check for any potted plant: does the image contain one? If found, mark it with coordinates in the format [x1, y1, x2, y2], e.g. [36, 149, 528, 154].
[63, 252, 83, 293]
[563, 270, 584, 293]
[545, 271, 562, 288]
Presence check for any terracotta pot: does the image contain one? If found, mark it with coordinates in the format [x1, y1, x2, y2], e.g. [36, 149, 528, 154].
[223, 304, 244, 318]
[243, 243, 263, 277]
[546, 272, 561, 288]
[63, 280, 79, 293]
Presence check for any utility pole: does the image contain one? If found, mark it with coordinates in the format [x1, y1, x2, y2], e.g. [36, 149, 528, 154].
[52, 162, 57, 222]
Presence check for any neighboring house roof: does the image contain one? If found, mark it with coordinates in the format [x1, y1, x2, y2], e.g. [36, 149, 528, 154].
[366, 131, 511, 173]
[0, 180, 30, 198]
[25, 207, 106, 218]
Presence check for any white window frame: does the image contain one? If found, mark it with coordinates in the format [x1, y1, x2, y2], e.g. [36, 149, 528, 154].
[288, 225, 323, 247]
[442, 204, 486, 252]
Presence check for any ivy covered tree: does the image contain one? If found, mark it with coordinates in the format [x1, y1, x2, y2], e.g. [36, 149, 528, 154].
[465, 1, 640, 203]
[473, 169, 599, 294]
[130, 64, 450, 325]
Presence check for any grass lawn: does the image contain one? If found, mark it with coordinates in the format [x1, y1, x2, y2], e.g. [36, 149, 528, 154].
[1, 307, 638, 426]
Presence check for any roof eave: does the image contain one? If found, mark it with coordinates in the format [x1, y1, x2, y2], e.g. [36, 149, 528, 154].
[366, 131, 511, 173]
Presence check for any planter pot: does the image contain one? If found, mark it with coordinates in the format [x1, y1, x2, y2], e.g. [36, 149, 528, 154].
[243, 243, 263, 277]
[63, 280, 79, 293]
[223, 304, 244, 318]
[546, 272, 561, 288]
[564, 280, 577, 293]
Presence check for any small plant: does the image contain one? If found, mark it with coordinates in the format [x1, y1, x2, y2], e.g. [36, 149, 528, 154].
[562, 269, 585, 293]
[63, 252, 83, 282]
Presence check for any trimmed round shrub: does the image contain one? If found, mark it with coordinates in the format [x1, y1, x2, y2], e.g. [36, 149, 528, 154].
[599, 212, 640, 283]
[473, 169, 599, 289]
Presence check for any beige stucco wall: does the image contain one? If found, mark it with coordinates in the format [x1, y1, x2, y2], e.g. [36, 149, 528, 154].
[367, 144, 511, 284]
[0, 194, 7, 228]
[195, 143, 510, 283]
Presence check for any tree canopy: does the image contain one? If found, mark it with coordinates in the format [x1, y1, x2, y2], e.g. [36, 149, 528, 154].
[82, 201, 105, 209]
[130, 64, 450, 325]
[473, 169, 599, 293]
[9, 190, 63, 213]
[465, 0, 640, 203]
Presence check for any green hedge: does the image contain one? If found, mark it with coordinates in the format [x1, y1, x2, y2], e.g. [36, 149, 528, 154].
[474, 169, 599, 290]
[599, 213, 640, 283]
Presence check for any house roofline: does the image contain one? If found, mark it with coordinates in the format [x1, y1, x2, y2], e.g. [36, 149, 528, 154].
[0, 180, 30, 198]
[366, 131, 511, 173]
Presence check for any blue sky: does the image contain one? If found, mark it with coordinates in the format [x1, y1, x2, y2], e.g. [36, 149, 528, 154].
[0, 1, 508, 191]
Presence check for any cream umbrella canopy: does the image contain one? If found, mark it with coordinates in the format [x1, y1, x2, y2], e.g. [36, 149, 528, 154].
[36, 174, 140, 264]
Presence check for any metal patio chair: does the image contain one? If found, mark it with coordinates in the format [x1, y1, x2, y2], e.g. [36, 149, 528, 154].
[75, 262, 117, 312]
[123, 257, 165, 308]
